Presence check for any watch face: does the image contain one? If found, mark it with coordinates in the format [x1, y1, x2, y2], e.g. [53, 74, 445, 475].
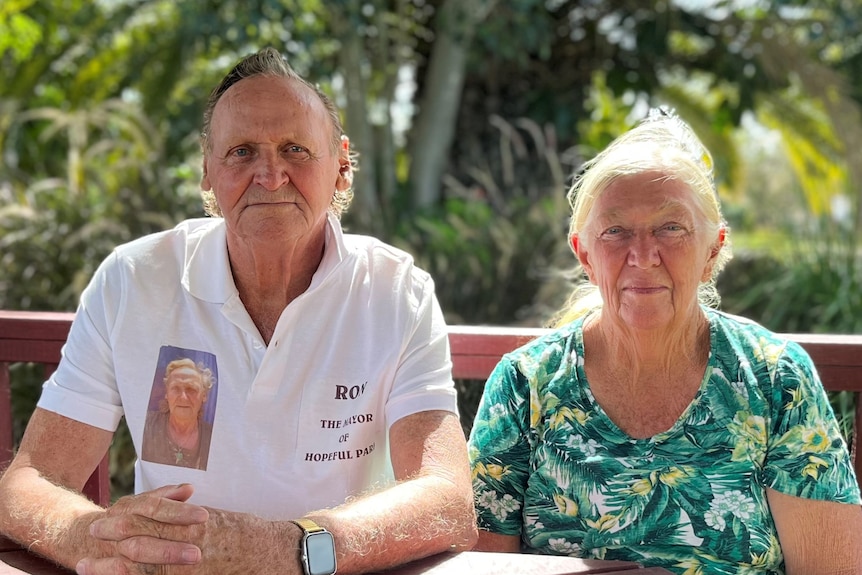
[305, 531, 337, 575]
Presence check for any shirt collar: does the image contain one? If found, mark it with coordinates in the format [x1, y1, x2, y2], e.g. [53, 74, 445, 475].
[183, 213, 348, 303]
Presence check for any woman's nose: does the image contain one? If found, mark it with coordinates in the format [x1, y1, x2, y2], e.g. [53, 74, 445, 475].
[627, 234, 661, 268]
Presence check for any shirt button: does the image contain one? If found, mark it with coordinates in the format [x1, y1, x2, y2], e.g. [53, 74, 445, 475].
[253, 340, 264, 350]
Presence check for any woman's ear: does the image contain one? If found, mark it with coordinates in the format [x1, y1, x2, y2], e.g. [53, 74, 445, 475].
[571, 234, 594, 282]
[702, 226, 726, 282]
[710, 226, 726, 259]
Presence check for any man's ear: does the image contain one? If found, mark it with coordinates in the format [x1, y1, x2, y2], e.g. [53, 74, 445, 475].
[336, 136, 353, 190]
[571, 234, 594, 282]
[200, 156, 211, 191]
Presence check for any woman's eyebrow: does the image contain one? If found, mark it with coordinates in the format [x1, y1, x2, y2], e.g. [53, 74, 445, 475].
[655, 197, 691, 213]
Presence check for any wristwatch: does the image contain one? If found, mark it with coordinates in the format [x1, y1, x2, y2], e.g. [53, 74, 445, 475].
[292, 518, 337, 575]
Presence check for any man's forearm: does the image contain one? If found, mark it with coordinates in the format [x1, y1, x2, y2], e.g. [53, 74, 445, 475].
[1, 468, 476, 575]
[190, 508, 299, 575]
[0, 465, 109, 569]
[306, 473, 477, 574]
[110, 473, 474, 575]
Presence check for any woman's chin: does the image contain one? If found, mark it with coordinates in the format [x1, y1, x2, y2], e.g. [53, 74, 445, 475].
[618, 308, 676, 333]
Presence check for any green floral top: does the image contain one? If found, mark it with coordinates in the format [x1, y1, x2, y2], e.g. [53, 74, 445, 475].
[468, 309, 860, 575]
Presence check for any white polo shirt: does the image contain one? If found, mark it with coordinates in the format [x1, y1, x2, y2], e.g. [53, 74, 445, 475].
[38, 214, 457, 518]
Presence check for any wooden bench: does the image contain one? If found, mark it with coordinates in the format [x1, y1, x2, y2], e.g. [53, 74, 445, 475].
[2, 311, 861, 506]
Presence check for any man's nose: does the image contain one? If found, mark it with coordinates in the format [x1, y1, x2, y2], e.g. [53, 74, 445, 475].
[253, 151, 290, 191]
[627, 233, 661, 268]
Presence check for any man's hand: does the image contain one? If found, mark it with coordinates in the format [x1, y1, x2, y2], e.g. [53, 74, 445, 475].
[76, 484, 209, 575]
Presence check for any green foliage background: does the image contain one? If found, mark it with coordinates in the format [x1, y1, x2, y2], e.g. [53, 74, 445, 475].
[2, 0, 862, 498]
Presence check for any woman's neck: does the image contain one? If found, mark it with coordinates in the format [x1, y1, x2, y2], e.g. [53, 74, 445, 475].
[168, 417, 200, 448]
[585, 309, 710, 386]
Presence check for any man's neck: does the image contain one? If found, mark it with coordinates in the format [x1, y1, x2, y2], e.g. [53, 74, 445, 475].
[227, 229, 327, 344]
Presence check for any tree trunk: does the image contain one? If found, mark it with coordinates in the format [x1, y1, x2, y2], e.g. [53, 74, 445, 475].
[339, 16, 378, 228]
[408, 0, 494, 209]
[370, 5, 401, 231]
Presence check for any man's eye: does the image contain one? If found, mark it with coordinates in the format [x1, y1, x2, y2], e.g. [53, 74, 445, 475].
[232, 148, 250, 157]
[285, 145, 307, 154]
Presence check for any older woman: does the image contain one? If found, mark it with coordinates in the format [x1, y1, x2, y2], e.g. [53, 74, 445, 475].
[141, 357, 215, 469]
[468, 109, 862, 574]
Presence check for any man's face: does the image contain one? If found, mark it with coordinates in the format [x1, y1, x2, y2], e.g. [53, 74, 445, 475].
[165, 366, 207, 423]
[201, 75, 351, 249]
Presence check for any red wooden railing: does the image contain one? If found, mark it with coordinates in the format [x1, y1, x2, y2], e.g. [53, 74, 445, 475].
[0, 311, 110, 505]
[2, 311, 861, 507]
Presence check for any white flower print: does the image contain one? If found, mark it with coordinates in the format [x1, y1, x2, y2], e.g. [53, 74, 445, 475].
[477, 486, 522, 522]
[476, 489, 521, 522]
[705, 489, 756, 531]
[548, 537, 581, 555]
[491, 494, 521, 521]
[565, 434, 600, 457]
[723, 490, 756, 520]
[476, 489, 497, 510]
[489, 403, 507, 418]
[704, 508, 726, 531]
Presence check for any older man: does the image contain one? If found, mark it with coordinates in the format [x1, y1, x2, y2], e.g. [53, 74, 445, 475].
[0, 47, 476, 575]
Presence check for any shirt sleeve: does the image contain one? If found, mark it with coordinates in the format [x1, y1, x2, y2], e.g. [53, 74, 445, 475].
[37, 251, 125, 431]
[468, 357, 532, 535]
[384, 271, 458, 426]
[761, 340, 861, 504]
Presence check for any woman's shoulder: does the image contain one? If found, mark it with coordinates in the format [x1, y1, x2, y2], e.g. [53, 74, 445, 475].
[514, 319, 581, 352]
[498, 320, 584, 375]
[709, 308, 783, 342]
[706, 308, 811, 367]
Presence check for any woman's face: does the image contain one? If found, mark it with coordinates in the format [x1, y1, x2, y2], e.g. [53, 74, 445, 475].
[165, 366, 207, 424]
[573, 172, 722, 332]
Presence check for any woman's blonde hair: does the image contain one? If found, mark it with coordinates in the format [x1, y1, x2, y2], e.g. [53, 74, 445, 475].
[159, 358, 215, 416]
[553, 108, 732, 327]
[163, 358, 215, 391]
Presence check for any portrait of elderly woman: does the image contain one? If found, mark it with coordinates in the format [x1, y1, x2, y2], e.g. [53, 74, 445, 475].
[468, 109, 862, 573]
[142, 354, 217, 470]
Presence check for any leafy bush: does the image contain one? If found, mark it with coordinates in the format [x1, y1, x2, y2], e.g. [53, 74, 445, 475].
[1, 100, 198, 498]
[718, 226, 861, 449]
[389, 196, 573, 437]
[392, 196, 571, 326]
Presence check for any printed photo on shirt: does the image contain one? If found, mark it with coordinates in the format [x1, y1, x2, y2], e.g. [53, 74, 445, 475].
[141, 346, 219, 470]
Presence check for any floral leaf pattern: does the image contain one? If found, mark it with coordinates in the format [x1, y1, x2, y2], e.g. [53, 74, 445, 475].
[468, 309, 860, 575]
